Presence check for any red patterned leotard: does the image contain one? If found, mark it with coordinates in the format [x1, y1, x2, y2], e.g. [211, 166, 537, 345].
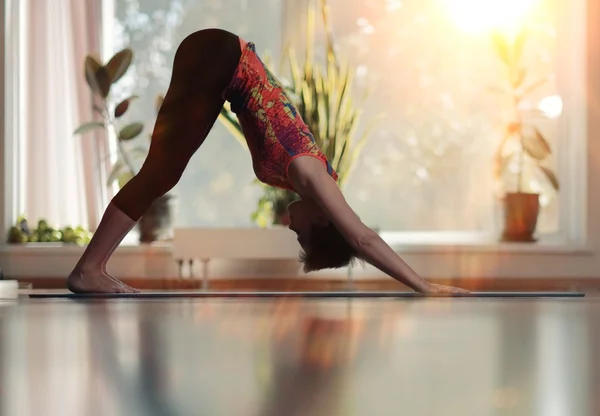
[222, 38, 338, 191]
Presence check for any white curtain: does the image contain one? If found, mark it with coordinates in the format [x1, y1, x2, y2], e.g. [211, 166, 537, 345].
[18, 0, 110, 230]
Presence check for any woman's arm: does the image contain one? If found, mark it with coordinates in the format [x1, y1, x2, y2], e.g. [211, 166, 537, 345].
[289, 157, 469, 294]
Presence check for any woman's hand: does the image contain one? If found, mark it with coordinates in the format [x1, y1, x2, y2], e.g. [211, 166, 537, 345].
[417, 282, 471, 296]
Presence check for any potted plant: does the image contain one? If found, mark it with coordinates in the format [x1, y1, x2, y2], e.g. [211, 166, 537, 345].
[73, 50, 175, 243]
[491, 29, 560, 242]
[219, 0, 379, 227]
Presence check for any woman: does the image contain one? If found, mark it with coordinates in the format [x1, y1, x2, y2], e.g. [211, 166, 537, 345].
[67, 28, 469, 295]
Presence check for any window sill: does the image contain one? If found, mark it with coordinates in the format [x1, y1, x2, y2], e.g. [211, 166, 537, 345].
[0, 231, 597, 280]
[0, 231, 593, 256]
[0, 241, 173, 255]
[380, 231, 593, 255]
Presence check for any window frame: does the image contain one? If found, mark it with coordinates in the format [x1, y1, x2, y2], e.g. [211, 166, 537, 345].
[108, 0, 589, 243]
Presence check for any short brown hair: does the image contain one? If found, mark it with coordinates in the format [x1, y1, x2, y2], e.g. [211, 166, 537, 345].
[299, 222, 360, 272]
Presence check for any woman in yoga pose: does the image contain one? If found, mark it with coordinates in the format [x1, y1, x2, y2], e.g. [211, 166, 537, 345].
[67, 28, 469, 295]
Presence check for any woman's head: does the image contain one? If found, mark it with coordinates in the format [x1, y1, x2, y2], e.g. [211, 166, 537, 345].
[288, 200, 359, 272]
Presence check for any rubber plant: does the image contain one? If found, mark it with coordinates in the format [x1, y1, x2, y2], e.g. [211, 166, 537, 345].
[218, 0, 379, 227]
[72, 48, 154, 189]
[491, 29, 560, 242]
[73, 49, 173, 242]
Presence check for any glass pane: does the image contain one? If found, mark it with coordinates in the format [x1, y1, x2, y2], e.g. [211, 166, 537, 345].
[319, 0, 561, 233]
[111, 0, 283, 227]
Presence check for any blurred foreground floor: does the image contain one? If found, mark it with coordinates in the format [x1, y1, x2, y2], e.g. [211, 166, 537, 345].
[0, 291, 596, 416]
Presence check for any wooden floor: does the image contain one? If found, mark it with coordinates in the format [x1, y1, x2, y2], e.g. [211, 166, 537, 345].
[1, 290, 597, 415]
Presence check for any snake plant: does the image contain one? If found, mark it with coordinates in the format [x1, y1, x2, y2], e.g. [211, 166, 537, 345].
[218, 0, 379, 226]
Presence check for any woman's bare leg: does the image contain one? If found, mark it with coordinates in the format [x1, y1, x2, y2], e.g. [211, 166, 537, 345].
[68, 29, 242, 293]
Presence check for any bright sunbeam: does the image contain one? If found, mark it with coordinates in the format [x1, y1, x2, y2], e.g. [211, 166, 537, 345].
[443, 0, 540, 34]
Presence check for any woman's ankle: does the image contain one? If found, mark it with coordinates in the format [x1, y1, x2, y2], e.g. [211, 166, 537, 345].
[71, 263, 102, 277]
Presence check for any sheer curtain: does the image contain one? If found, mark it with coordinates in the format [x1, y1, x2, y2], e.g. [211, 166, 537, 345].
[17, 0, 109, 230]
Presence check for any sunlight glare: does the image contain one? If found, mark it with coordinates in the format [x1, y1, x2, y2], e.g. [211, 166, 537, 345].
[443, 0, 539, 34]
[539, 95, 563, 119]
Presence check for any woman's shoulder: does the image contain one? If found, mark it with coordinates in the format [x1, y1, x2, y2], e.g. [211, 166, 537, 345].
[286, 154, 336, 190]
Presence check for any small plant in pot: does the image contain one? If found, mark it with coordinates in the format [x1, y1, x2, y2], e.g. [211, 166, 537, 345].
[491, 29, 560, 242]
[73, 50, 175, 243]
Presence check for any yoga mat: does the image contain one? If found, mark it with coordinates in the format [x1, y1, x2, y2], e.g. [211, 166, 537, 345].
[29, 291, 585, 299]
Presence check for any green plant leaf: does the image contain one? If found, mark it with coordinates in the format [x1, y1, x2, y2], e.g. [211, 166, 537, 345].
[305, 4, 316, 69]
[105, 48, 133, 85]
[85, 56, 110, 98]
[73, 121, 105, 135]
[512, 28, 527, 63]
[114, 95, 139, 118]
[84, 55, 101, 90]
[97, 68, 110, 98]
[523, 128, 551, 160]
[491, 31, 510, 66]
[321, 0, 337, 64]
[538, 164, 559, 191]
[118, 122, 144, 141]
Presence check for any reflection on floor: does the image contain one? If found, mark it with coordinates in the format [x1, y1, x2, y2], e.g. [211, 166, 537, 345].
[0, 291, 596, 416]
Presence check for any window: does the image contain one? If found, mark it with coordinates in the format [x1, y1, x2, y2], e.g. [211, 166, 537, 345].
[107, 0, 581, 243]
[319, 0, 564, 236]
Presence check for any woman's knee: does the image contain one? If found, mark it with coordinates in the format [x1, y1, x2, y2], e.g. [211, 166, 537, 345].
[137, 152, 187, 194]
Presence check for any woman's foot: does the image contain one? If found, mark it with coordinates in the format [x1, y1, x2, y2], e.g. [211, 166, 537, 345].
[67, 269, 140, 294]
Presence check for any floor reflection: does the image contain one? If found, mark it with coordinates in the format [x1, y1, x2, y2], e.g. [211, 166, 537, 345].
[0, 296, 595, 416]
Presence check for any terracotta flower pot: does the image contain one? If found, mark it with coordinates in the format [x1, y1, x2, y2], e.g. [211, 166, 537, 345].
[501, 192, 540, 242]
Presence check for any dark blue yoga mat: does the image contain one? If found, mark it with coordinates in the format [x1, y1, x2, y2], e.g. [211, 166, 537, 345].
[29, 291, 585, 299]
